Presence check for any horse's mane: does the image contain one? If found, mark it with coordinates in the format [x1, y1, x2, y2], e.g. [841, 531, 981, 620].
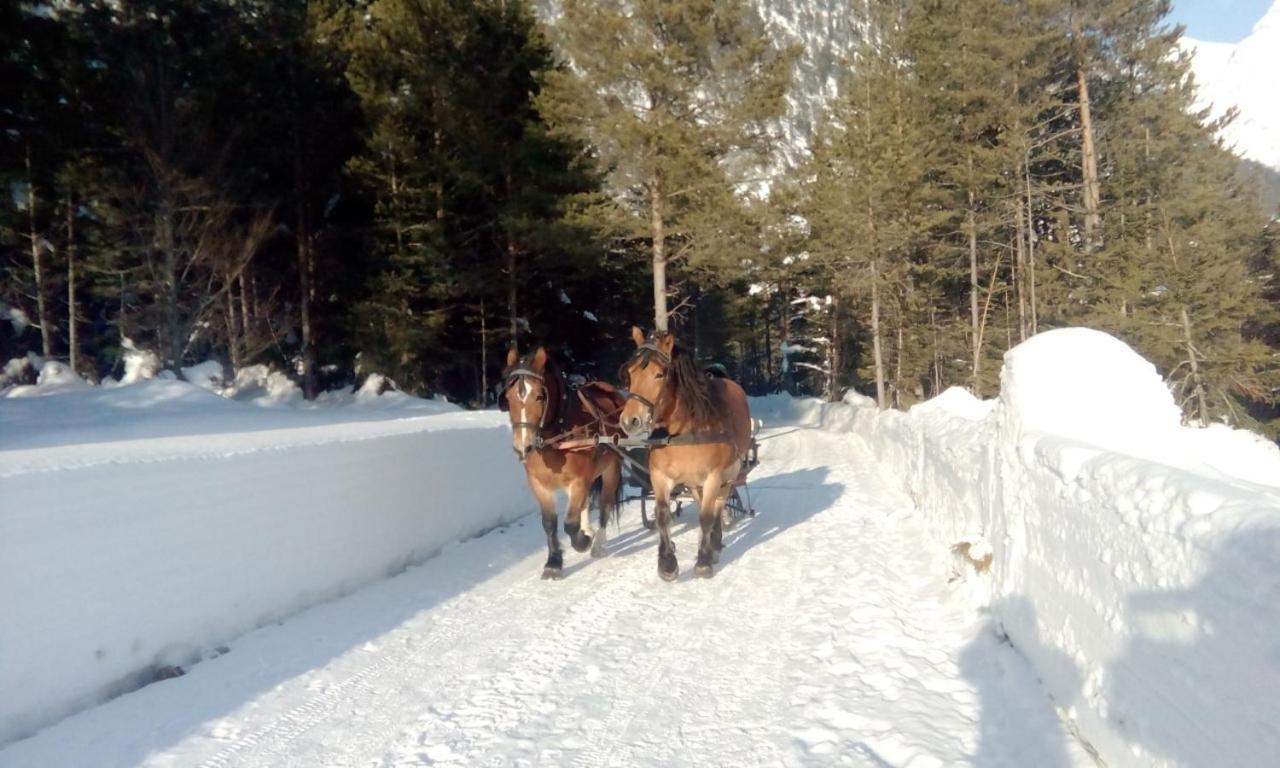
[668, 343, 716, 428]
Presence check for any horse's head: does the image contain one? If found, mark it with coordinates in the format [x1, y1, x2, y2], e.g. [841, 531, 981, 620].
[618, 326, 675, 437]
[500, 346, 551, 461]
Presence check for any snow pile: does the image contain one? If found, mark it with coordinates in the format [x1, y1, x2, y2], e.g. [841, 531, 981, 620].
[0, 383, 529, 746]
[119, 338, 162, 384]
[762, 327, 1280, 767]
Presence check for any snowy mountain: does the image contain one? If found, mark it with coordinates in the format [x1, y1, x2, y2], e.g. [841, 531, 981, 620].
[1184, 1, 1280, 170]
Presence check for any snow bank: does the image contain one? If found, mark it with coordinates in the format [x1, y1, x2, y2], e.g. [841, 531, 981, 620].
[762, 328, 1280, 767]
[0, 382, 529, 746]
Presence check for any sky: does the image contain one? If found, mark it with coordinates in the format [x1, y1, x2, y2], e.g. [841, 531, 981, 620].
[1168, 0, 1273, 42]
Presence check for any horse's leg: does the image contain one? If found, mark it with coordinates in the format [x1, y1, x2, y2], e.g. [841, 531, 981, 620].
[532, 479, 563, 580]
[593, 453, 621, 558]
[653, 471, 678, 582]
[695, 472, 724, 578]
[564, 475, 593, 554]
[711, 492, 727, 563]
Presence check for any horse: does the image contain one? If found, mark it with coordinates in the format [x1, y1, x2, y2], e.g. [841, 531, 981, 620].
[617, 327, 753, 581]
[500, 346, 626, 580]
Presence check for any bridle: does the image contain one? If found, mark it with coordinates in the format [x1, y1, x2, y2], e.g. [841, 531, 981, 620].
[619, 341, 672, 417]
[503, 365, 549, 437]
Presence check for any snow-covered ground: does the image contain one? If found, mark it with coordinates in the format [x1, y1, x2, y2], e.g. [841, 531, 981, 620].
[1, 373, 527, 747]
[4, 328, 1279, 766]
[0, 415, 1093, 767]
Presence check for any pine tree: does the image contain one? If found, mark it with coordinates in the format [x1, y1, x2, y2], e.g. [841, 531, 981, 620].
[540, 0, 794, 332]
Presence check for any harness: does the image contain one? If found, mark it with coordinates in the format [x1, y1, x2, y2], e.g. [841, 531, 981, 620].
[503, 365, 549, 437]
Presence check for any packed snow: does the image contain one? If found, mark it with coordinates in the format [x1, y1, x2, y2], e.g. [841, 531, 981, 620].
[1, 369, 526, 746]
[1185, 0, 1280, 170]
[0, 396, 1094, 767]
[775, 327, 1280, 767]
[3, 328, 1279, 766]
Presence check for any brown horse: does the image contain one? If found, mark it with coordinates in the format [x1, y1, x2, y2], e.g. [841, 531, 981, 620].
[618, 327, 753, 580]
[500, 346, 625, 579]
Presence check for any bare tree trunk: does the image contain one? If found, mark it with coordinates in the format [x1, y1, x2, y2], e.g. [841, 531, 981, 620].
[763, 297, 773, 386]
[25, 143, 54, 358]
[649, 166, 668, 332]
[1025, 157, 1039, 334]
[1073, 15, 1102, 249]
[966, 185, 981, 396]
[162, 209, 184, 379]
[290, 52, 316, 400]
[930, 305, 941, 397]
[225, 289, 242, 370]
[828, 292, 841, 401]
[1014, 195, 1028, 342]
[507, 242, 519, 349]
[870, 258, 886, 409]
[894, 324, 904, 409]
[480, 296, 488, 405]
[239, 271, 251, 337]
[65, 192, 79, 372]
[1181, 306, 1208, 423]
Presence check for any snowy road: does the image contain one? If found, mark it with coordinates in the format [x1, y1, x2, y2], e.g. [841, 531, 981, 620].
[0, 425, 1093, 767]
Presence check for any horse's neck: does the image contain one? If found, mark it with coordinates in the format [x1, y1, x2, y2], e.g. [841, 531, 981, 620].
[540, 367, 587, 434]
[659, 385, 696, 435]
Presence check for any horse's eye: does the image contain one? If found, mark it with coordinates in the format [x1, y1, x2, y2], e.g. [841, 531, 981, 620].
[655, 372, 665, 379]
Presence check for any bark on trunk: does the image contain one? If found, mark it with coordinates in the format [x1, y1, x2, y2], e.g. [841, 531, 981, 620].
[870, 258, 886, 409]
[25, 144, 54, 358]
[159, 199, 184, 379]
[1014, 195, 1028, 342]
[1073, 16, 1102, 249]
[66, 192, 79, 372]
[1181, 306, 1208, 423]
[291, 53, 316, 399]
[649, 167, 668, 332]
[966, 186, 981, 397]
[1025, 158, 1039, 335]
[829, 292, 841, 402]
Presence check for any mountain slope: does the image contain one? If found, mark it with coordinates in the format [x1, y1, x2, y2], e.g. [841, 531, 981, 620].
[1185, 1, 1280, 170]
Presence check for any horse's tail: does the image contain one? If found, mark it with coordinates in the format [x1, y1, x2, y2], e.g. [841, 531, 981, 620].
[590, 473, 623, 530]
[588, 475, 608, 529]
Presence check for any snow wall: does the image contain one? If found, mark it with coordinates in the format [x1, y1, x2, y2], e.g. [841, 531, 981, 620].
[0, 413, 529, 746]
[756, 328, 1280, 767]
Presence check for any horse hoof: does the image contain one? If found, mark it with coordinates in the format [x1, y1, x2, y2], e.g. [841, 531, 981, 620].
[658, 554, 679, 582]
[590, 534, 608, 558]
[695, 563, 714, 578]
[541, 566, 563, 580]
[571, 533, 592, 553]
[711, 548, 721, 564]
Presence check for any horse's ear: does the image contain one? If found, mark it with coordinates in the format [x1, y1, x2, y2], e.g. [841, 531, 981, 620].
[506, 347, 518, 367]
[631, 325, 646, 347]
[532, 346, 547, 371]
[655, 331, 675, 354]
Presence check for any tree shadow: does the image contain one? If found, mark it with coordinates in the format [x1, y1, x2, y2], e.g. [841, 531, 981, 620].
[1105, 526, 1280, 767]
[584, 468, 844, 576]
[959, 596, 1084, 767]
[0, 511, 548, 766]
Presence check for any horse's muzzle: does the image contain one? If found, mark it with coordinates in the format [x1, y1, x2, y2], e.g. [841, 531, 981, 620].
[622, 414, 650, 438]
